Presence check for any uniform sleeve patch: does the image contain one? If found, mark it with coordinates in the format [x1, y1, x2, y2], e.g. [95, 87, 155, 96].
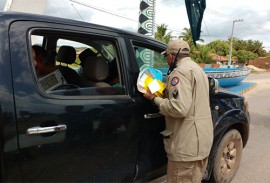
[171, 77, 179, 86]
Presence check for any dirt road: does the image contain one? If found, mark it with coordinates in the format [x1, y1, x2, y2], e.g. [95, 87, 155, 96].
[153, 72, 270, 183]
[231, 72, 270, 183]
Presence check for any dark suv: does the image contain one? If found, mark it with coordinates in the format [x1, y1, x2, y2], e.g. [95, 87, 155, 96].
[0, 12, 249, 182]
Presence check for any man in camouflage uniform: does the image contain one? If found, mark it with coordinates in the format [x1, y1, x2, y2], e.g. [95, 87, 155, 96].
[143, 40, 213, 183]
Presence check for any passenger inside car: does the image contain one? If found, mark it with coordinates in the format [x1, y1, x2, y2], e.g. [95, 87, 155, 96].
[78, 48, 97, 67]
[78, 47, 120, 88]
[80, 55, 111, 87]
[32, 45, 56, 77]
[32, 45, 70, 92]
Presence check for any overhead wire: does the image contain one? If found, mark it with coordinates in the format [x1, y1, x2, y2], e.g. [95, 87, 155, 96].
[70, 3, 85, 22]
[70, 0, 242, 42]
[175, 0, 238, 42]
[202, 19, 211, 42]
[70, 0, 182, 34]
[69, 0, 138, 23]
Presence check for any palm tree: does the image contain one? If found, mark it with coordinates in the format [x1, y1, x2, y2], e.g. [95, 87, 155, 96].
[179, 27, 204, 47]
[233, 39, 247, 51]
[191, 45, 214, 64]
[252, 40, 265, 56]
[154, 24, 172, 43]
[233, 39, 266, 57]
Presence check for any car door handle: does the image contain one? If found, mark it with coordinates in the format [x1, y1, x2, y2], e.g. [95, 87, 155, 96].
[144, 113, 163, 119]
[26, 124, 67, 135]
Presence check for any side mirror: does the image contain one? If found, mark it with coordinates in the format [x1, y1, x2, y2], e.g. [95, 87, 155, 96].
[208, 77, 219, 95]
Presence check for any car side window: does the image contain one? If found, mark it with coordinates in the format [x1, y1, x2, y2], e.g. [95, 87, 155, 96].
[133, 44, 168, 72]
[30, 32, 125, 97]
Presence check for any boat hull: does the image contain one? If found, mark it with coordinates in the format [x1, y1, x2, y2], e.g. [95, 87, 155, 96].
[158, 68, 251, 87]
[203, 68, 251, 87]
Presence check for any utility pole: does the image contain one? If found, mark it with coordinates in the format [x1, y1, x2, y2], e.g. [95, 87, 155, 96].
[228, 19, 243, 68]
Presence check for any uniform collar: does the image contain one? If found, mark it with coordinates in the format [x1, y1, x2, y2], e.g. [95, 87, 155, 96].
[176, 57, 191, 66]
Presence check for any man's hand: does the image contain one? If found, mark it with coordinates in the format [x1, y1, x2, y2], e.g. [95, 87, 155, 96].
[143, 90, 156, 101]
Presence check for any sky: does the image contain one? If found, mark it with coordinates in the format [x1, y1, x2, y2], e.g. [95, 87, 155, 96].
[1, 0, 270, 50]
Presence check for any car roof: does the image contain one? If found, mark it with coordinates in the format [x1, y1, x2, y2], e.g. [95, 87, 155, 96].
[0, 11, 166, 46]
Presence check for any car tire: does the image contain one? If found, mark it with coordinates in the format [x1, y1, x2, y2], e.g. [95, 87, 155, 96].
[212, 129, 243, 183]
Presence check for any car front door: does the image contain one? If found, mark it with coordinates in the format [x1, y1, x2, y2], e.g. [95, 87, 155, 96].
[9, 21, 141, 182]
[125, 37, 168, 180]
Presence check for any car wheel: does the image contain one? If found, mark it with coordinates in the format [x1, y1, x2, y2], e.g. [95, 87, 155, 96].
[212, 129, 243, 183]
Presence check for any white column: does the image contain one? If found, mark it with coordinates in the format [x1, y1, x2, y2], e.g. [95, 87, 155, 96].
[228, 19, 243, 68]
[4, 0, 47, 15]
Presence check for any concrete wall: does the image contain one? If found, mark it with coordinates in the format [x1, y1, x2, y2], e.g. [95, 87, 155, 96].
[249, 57, 270, 70]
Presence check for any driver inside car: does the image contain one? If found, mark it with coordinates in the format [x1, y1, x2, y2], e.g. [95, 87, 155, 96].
[32, 45, 57, 77]
[32, 45, 70, 92]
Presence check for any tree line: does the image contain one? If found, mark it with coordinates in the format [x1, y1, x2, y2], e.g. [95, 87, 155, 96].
[155, 24, 270, 64]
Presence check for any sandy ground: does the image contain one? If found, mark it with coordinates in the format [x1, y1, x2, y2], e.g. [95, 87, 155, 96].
[243, 71, 270, 95]
[247, 65, 266, 72]
[231, 71, 270, 183]
[151, 71, 270, 183]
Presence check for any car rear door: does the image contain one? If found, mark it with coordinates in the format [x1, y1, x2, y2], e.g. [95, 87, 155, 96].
[9, 20, 141, 182]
